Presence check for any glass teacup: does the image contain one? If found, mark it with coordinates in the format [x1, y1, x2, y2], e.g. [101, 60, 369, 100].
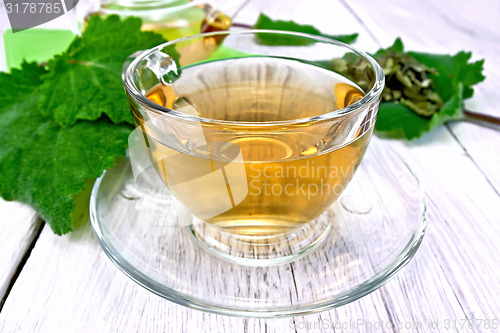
[123, 30, 384, 264]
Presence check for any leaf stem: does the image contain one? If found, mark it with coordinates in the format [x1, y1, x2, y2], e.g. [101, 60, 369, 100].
[230, 22, 254, 29]
[463, 109, 500, 126]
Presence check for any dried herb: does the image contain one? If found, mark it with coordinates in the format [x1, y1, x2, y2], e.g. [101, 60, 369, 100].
[332, 39, 443, 116]
[332, 38, 486, 139]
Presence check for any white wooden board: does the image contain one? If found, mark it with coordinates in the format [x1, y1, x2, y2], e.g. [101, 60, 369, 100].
[0, 0, 499, 332]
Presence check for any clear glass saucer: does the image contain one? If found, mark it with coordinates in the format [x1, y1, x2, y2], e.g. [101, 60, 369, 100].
[90, 137, 426, 318]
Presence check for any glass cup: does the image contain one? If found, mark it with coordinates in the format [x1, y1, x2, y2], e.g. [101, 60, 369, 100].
[123, 30, 384, 265]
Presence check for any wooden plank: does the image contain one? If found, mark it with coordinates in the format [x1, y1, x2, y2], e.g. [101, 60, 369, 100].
[0, 200, 42, 304]
[292, 128, 500, 332]
[343, 0, 500, 195]
[1, 128, 499, 332]
[375, 132, 500, 325]
[0, 223, 302, 333]
[231, 0, 380, 51]
[1, 0, 499, 332]
[334, 0, 500, 327]
[250, 0, 500, 330]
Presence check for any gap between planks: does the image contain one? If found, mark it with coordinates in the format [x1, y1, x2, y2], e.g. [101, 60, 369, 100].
[0, 222, 44, 311]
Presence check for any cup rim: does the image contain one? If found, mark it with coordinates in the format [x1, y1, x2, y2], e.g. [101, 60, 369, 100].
[123, 29, 385, 127]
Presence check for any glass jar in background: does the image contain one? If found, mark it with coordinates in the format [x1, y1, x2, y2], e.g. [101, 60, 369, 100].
[82, 0, 248, 41]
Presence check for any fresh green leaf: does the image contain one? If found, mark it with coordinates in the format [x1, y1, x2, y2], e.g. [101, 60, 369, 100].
[430, 83, 464, 124]
[38, 15, 167, 127]
[253, 13, 358, 45]
[0, 63, 131, 235]
[408, 51, 485, 100]
[389, 38, 404, 53]
[0, 62, 47, 104]
[376, 83, 465, 139]
[369, 38, 485, 139]
[375, 102, 432, 140]
[372, 37, 404, 57]
[206, 46, 252, 61]
[0, 16, 172, 235]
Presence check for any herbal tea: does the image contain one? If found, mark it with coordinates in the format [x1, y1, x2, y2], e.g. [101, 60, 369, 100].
[135, 58, 372, 236]
[86, 3, 231, 42]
